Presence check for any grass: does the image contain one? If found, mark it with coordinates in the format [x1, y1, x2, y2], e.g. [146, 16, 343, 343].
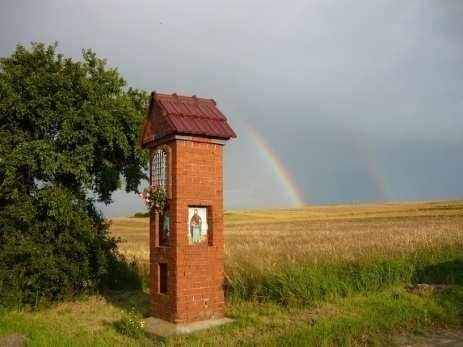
[0, 296, 154, 347]
[1, 200, 463, 346]
[2, 286, 462, 346]
[228, 246, 463, 306]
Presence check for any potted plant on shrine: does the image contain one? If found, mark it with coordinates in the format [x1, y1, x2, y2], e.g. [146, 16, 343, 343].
[139, 185, 167, 213]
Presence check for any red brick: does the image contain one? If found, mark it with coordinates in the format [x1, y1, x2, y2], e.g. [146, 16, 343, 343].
[147, 138, 226, 323]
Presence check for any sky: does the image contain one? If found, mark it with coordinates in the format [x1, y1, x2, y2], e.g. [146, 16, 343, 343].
[1, 0, 462, 216]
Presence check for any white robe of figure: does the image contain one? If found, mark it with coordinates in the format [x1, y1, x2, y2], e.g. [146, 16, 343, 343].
[190, 214, 202, 243]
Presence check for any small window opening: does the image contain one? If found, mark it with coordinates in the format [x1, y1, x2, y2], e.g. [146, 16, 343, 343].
[159, 263, 168, 294]
[151, 148, 167, 189]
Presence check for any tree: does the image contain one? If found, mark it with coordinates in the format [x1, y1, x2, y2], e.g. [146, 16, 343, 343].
[0, 43, 147, 306]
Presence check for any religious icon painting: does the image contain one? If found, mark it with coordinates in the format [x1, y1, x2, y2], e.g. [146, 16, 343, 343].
[188, 207, 208, 245]
[159, 209, 170, 246]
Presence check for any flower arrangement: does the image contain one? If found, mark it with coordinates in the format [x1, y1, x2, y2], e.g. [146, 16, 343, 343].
[139, 185, 167, 213]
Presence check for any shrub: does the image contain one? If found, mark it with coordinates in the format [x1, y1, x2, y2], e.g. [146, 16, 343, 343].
[0, 43, 147, 307]
[0, 186, 143, 306]
[132, 212, 150, 218]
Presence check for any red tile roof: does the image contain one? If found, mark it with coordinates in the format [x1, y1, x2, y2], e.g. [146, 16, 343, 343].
[150, 92, 236, 141]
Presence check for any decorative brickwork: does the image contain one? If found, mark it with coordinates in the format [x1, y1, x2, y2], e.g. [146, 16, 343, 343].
[142, 93, 235, 324]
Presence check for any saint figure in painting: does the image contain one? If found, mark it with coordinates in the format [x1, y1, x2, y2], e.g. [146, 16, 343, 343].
[160, 210, 170, 245]
[189, 208, 202, 243]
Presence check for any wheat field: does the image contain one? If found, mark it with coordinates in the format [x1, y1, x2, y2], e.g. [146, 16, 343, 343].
[110, 200, 463, 277]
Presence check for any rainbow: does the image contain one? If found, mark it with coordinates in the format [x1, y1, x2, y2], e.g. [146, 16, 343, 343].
[247, 126, 306, 207]
[351, 134, 391, 202]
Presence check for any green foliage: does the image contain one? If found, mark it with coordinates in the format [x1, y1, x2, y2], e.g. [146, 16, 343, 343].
[131, 212, 149, 218]
[0, 43, 147, 306]
[101, 258, 144, 291]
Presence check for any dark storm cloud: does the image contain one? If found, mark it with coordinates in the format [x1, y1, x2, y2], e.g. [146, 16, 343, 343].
[1, 0, 462, 216]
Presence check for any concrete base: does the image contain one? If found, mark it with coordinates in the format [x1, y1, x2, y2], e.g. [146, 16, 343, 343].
[143, 317, 234, 337]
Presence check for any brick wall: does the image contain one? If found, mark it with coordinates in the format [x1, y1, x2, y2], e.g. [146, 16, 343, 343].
[150, 137, 225, 323]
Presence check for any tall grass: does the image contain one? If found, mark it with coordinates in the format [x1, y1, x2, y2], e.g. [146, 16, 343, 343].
[228, 245, 463, 306]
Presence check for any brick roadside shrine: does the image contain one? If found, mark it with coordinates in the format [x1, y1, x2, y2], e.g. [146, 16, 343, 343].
[140, 92, 236, 336]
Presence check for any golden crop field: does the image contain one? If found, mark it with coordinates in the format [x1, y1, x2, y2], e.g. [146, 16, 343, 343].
[110, 200, 463, 277]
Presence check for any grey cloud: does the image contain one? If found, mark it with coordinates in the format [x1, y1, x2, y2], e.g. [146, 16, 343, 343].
[1, 0, 462, 216]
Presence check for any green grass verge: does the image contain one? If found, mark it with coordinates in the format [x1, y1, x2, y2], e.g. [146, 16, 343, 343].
[0, 295, 156, 347]
[2, 286, 462, 346]
[171, 286, 463, 346]
[271, 287, 463, 346]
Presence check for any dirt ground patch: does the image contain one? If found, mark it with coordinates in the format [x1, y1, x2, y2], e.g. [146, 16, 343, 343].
[397, 330, 463, 347]
[0, 334, 28, 347]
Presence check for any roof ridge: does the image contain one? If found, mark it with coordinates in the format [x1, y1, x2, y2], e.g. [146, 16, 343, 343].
[153, 91, 216, 105]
